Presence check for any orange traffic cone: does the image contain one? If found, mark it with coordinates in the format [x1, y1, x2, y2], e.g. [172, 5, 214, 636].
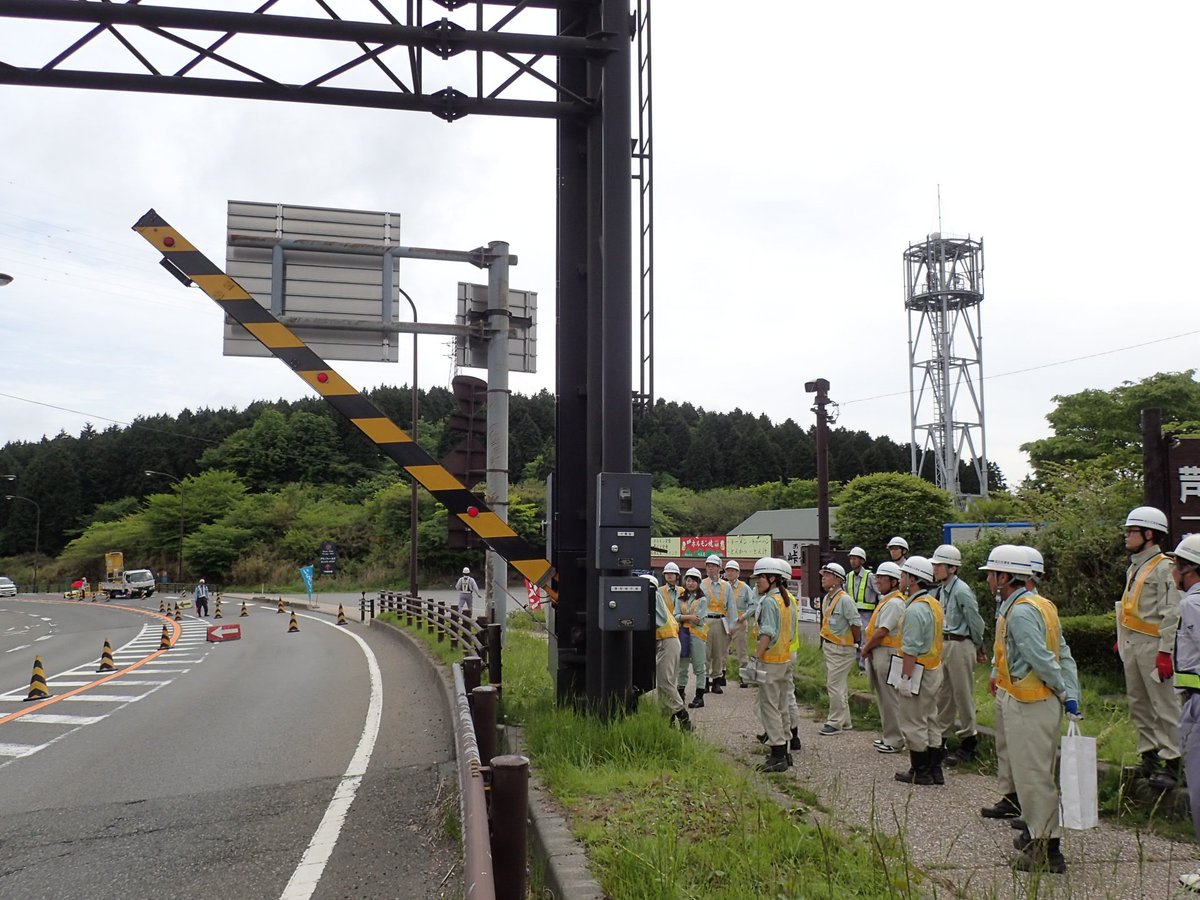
[276, 596, 286, 614]
[174, 604, 182, 622]
[159, 625, 171, 650]
[159, 597, 166, 614]
[287, 611, 299, 633]
[97, 639, 116, 673]
[336, 604, 347, 626]
[213, 599, 223, 619]
[23, 656, 51, 701]
[240, 600, 249, 617]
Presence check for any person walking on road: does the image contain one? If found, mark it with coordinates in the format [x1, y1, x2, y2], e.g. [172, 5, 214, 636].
[931, 544, 986, 765]
[645, 573, 691, 731]
[455, 567, 482, 617]
[753, 557, 796, 772]
[893, 556, 945, 785]
[725, 560, 755, 687]
[194, 579, 210, 617]
[1167, 535, 1200, 891]
[860, 561, 906, 754]
[701, 554, 734, 693]
[983, 544, 1081, 874]
[818, 562, 861, 736]
[1118, 506, 1183, 788]
[676, 568, 709, 709]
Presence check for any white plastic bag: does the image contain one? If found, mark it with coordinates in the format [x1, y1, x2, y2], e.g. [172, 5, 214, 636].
[1060, 720, 1099, 830]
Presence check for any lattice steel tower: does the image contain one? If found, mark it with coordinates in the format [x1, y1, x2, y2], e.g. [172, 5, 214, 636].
[905, 233, 988, 503]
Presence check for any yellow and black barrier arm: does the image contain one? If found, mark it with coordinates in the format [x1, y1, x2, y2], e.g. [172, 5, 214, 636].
[133, 209, 556, 593]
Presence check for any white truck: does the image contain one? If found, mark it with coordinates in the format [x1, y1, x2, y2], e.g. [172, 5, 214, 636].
[99, 551, 157, 600]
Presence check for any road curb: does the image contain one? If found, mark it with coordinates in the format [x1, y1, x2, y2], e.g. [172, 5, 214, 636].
[367, 617, 604, 899]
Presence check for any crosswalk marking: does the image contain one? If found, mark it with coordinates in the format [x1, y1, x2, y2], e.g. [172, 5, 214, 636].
[64, 694, 149, 703]
[0, 743, 42, 757]
[19, 713, 107, 725]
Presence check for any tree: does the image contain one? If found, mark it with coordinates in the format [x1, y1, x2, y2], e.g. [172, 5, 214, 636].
[835, 473, 958, 563]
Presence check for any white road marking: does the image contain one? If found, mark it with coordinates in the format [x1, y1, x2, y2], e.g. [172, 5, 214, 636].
[63, 693, 149, 703]
[0, 743, 43, 757]
[19, 713, 107, 725]
[280, 615, 382, 900]
[34, 635, 52, 642]
[5, 645, 30, 653]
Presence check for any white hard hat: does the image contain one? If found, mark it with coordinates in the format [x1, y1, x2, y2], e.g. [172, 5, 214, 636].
[887, 536, 909, 551]
[930, 544, 962, 566]
[772, 558, 792, 577]
[1023, 546, 1045, 576]
[684, 567, 703, 581]
[848, 547, 866, 559]
[640, 573, 659, 588]
[663, 561, 681, 575]
[724, 559, 740, 570]
[1170, 535, 1200, 567]
[978, 544, 1033, 576]
[900, 555, 934, 583]
[1124, 506, 1169, 533]
[752, 557, 775, 576]
[705, 554, 722, 567]
[199, 578, 205, 584]
[819, 562, 846, 581]
[463, 567, 471, 575]
[876, 561, 902, 580]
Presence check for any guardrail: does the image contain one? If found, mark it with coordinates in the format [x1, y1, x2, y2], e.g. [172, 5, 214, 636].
[370, 592, 527, 899]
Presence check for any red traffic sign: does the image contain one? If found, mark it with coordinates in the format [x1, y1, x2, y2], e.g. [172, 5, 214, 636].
[206, 623, 242, 643]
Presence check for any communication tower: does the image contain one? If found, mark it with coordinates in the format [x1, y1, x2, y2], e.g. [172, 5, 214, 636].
[904, 233, 988, 503]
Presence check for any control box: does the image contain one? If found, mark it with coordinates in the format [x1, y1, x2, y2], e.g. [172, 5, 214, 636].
[595, 472, 652, 569]
[598, 577, 653, 631]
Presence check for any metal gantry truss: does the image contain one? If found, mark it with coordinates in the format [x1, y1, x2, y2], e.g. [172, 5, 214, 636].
[904, 233, 988, 504]
[0, 0, 649, 709]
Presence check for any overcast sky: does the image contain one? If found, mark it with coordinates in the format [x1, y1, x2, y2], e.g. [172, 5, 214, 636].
[2, 1, 1198, 487]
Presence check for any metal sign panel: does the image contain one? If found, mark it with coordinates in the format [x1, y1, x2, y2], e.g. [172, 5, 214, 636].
[225, 200, 401, 362]
[1169, 435, 1200, 540]
[455, 282, 537, 373]
[725, 534, 771, 558]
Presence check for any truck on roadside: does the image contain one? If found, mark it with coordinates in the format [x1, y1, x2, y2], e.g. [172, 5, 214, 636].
[99, 551, 157, 600]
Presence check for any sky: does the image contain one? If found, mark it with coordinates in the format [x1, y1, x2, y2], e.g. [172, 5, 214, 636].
[2, 1, 1199, 488]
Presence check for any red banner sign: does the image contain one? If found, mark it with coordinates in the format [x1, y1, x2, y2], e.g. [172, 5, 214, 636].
[680, 535, 727, 558]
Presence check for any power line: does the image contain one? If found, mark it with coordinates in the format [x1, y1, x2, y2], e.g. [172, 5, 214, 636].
[0, 391, 224, 445]
[841, 329, 1200, 406]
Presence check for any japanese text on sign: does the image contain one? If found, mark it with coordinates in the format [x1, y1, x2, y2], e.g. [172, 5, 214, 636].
[680, 535, 726, 557]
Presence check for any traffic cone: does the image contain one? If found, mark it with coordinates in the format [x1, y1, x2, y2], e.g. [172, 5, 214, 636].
[159, 597, 166, 614]
[287, 611, 299, 633]
[214, 599, 223, 619]
[174, 604, 182, 622]
[240, 600, 249, 617]
[277, 597, 286, 614]
[336, 604, 347, 626]
[23, 656, 51, 701]
[159, 625, 171, 650]
[97, 639, 116, 673]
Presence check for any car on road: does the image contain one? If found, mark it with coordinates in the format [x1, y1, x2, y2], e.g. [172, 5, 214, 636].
[0, 576, 16, 596]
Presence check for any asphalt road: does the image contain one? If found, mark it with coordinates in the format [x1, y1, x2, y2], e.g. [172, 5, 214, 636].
[0, 595, 458, 899]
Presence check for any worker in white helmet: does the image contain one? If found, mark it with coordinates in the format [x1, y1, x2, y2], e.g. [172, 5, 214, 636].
[930, 543, 986, 766]
[644, 573, 691, 731]
[1118, 506, 1182, 787]
[860, 561, 906, 753]
[701, 554, 734, 694]
[887, 536, 910, 566]
[676, 567, 709, 708]
[892, 556, 945, 786]
[846, 546, 879, 632]
[455, 567, 481, 616]
[752, 557, 797, 772]
[817, 562, 861, 736]
[660, 561, 682, 608]
[724, 559, 755, 687]
[1168, 535, 1200, 892]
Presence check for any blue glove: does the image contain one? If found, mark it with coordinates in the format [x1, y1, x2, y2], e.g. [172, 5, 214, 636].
[1064, 698, 1081, 719]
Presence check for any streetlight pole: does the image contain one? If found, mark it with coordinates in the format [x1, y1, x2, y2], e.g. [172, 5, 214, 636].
[3, 493, 40, 593]
[398, 287, 420, 598]
[145, 470, 184, 582]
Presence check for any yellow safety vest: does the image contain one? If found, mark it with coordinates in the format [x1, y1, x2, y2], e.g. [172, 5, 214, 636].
[703, 577, 731, 616]
[655, 586, 679, 641]
[995, 594, 1060, 702]
[679, 593, 708, 641]
[788, 594, 802, 654]
[763, 591, 795, 664]
[1119, 552, 1170, 637]
[897, 591, 944, 669]
[819, 589, 856, 646]
[865, 590, 904, 649]
[847, 568, 875, 611]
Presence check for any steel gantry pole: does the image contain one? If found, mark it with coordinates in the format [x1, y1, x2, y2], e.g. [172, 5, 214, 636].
[485, 241, 511, 633]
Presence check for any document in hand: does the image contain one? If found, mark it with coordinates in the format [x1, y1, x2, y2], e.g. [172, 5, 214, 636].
[886, 655, 925, 694]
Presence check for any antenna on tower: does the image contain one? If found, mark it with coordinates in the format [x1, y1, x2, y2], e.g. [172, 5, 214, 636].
[937, 184, 943, 234]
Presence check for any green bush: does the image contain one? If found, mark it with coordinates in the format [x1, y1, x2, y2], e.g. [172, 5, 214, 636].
[1061, 613, 1123, 683]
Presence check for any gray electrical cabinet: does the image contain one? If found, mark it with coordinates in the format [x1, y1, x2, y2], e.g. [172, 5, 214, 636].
[595, 472, 652, 569]
[598, 577, 653, 631]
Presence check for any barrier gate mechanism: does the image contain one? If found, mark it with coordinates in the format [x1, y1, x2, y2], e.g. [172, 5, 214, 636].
[133, 209, 555, 591]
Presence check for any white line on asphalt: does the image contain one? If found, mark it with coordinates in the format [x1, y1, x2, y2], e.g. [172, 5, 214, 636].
[280, 615, 382, 900]
[0, 743, 43, 757]
[5, 645, 30, 653]
[19, 713, 107, 725]
[63, 694, 149, 702]
[35, 635, 52, 642]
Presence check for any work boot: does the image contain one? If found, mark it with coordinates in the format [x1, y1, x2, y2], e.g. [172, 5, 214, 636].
[1012, 838, 1067, 874]
[1124, 750, 1160, 780]
[789, 727, 802, 751]
[759, 743, 790, 773]
[1012, 826, 1032, 851]
[687, 688, 706, 709]
[928, 745, 946, 785]
[677, 686, 686, 701]
[1149, 757, 1182, 790]
[981, 793, 1021, 819]
[1009, 817, 1026, 830]
[739, 678, 749, 689]
[895, 750, 934, 785]
[673, 710, 694, 733]
[756, 732, 769, 744]
[945, 733, 978, 767]
[710, 677, 724, 695]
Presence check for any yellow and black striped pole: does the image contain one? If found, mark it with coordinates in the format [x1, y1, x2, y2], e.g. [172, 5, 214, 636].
[133, 210, 555, 592]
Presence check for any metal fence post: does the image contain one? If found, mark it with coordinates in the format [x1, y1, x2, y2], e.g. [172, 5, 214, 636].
[490, 755, 530, 900]
[486, 623, 502, 691]
[449, 606, 460, 651]
[360, 593, 366, 623]
[471, 685, 498, 766]
[370, 592, 375, 620]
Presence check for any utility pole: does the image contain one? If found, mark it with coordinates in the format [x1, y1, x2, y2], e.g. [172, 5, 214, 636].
[806, 379, 832, 554]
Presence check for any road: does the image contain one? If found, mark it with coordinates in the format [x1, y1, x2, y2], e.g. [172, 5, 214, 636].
[0, 594, 458, 899]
